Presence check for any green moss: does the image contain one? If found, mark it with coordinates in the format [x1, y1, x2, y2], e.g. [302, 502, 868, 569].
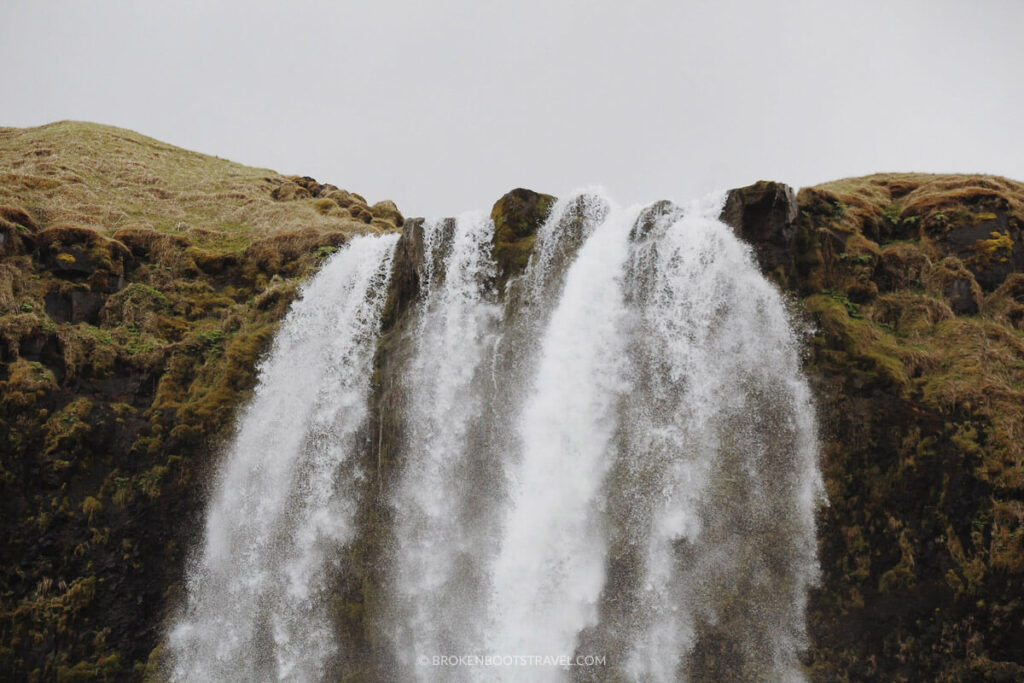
[42, 398, 93, 458]
[805, 293, 908, 388]
[490, 188, 556, 286]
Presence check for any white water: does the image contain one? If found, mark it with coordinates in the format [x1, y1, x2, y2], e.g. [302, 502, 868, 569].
[484, 202, 638, 677]
[388, 213, 502, 673]
[167, 234, 397, 681]
[618, 197, 822, 681]
[168, 191, 822, 682]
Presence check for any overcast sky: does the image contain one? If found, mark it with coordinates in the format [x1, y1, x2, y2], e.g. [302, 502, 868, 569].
[2, 1, 1022, 217]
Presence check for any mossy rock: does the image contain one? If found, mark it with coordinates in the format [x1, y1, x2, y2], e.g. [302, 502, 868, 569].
[34, 225, 131, 293]
[489, 187, 556, 287]
[370, 200, 404, 228]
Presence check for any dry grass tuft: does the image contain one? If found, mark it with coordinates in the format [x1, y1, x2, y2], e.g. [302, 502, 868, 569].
[0, 205, 40, 232]
[244, 228, 349, 273]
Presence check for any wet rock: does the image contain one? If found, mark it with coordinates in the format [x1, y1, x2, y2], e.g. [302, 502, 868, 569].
[380, 218, 426, 331]
[720, 181, 799, 284]
[630, 200, 681, 242]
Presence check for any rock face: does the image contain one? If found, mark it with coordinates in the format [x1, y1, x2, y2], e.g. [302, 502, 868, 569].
[720, 180, 801, 286]
[0, 123, 405, 679]
[732, 173, 1024, 680]
[379, 218, 426, 332]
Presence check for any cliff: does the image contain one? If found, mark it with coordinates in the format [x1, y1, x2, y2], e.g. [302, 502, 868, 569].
[0, 122, 403, 680]
[1, 122, 1022, 680]
[722, 176, 1024, 680]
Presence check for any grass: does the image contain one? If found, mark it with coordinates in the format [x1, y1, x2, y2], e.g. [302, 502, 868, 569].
[0, 121, 402, 254]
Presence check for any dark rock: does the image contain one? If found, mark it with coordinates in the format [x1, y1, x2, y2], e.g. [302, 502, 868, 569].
[630, 200, 681, 243]
[945, 278, 980, 315]
[34, 225, 129, 293]
[720, 181, 800, 286]
[380, 218, 426, 332]
[938, 209, 1023, 291]
[44, 287, 106, 324]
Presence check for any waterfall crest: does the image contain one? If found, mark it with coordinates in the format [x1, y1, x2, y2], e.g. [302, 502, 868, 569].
[168, 191, 822, 682]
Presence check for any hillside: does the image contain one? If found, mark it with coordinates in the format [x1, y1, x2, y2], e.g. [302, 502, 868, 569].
[1, 122, 1023, 680]
[0, 122, 401, 680]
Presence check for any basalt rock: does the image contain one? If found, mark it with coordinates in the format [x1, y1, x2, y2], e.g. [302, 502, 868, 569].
[44, 286, 106, 325]
[4, 122, 1024, 681]
[915, 196, 1024, 292]
[720, 180, 800, 287]
[379, 218, 425, 332]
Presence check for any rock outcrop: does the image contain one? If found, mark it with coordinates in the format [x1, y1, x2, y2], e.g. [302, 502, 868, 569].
[720, 180, 801, 286]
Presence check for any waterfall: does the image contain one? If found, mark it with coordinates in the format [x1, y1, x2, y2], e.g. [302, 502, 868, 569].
[167, 191, 822, 682]
[387, 213, 503, 671]
[167, 234, 398, 681]
[484, 200, 638, 677]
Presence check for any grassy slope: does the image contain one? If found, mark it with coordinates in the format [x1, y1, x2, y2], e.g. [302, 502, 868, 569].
[0, 122, 402, 681]
[0, 120, 396, 247]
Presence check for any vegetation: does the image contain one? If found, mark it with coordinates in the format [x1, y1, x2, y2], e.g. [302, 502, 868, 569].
[0, 121, 401, 679]
[788, 173, 1024, 680]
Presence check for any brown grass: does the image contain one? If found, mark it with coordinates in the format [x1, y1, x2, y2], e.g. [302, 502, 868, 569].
[807, 173, 1024, 242]
[0, 121, 402, 255]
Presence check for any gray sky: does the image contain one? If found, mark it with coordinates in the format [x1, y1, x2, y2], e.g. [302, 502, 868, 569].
[3, 0, 1022, 217]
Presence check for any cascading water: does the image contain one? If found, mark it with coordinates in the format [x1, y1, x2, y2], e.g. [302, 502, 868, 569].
[167, 190, 822, 682]
[484, 201, 639, 677]
[167, 234, 398, 681]
[387, 213, 503, 672]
